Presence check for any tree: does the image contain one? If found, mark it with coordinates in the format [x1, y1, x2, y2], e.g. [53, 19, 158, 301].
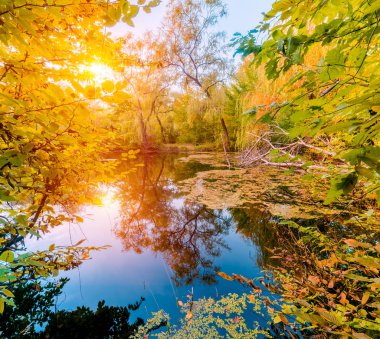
[0, 0, 159, 311]
[240, 0, 380, 204]
[0, 277, 150, 338]
[158, 0, 233, 150]
[228, 0, 380, 336]
[169, 90, 221, 146]
[43, 299, 145, 338]
[0, 278, 68, 337]
[112, 33, 175, 148]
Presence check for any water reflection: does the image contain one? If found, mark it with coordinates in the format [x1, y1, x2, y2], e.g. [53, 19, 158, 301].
[115, 155, 234, 285]
[113, 154, 279, 287]
[28, 153, 282, 321]
[231, 206, 280, 268]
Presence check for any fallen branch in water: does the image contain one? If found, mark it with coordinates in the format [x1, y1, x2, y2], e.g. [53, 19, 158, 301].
[239, 125, 336, 169]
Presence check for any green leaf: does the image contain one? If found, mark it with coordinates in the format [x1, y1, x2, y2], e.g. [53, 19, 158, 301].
[290, 110, 312, 123]
[0, 190, 15, 202]
[356, 166, 374, 179]
[339, 148, 364, 165]
[258, 113, 272, 124]
[324, 172, 358, 204]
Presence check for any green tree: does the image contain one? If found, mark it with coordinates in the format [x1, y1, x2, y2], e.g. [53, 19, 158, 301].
[227, 0, 380, 336]
[240, 0, 380, 203]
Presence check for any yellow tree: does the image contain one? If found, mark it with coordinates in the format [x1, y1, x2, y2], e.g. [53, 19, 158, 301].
[158, 0, 232, 150]
[0, 0, 159, 311]
[113, 32, 175, 148]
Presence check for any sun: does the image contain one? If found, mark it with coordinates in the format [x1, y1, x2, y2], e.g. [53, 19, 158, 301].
[99, 188, 119, 210]
[87, 62, 115, 83]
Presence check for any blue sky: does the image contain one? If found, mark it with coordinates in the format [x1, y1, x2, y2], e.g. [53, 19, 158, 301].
[111, 0, 274, 41]
[217, 0, 274, 38]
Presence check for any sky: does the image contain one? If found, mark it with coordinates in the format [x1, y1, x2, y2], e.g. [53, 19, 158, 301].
[111, 0, 274, 41]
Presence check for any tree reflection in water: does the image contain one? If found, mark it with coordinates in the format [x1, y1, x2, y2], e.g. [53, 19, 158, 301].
[230, 206, 280, 268]
[114, 155, 232, 286]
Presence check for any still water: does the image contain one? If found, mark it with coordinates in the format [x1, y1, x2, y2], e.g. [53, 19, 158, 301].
[28, 153, 288, 324]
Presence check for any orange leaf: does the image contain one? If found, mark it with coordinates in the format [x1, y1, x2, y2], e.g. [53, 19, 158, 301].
[217, 272, 233, 281]
[232, 274, 246, 285]
[370, 282, 380, 291]
[344, 239, 372, 248]
[328, 279, 335, 289]
[361, 292, 370, 305]
[308, 275, 320, 285]
[280, 314, 290, 325]
[352, 331, 372, 339]
[247, 294, 256, 303]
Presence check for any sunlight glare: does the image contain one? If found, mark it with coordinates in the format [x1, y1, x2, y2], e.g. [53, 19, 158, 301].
[100, 189, 118, 209]
[88, 62, 114, 83]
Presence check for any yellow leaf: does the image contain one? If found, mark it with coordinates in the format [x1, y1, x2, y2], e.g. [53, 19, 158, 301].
[316, 308, 342, 325]
[35, 150, 50, 161]
[0, 250, 14, 263]
[101, 80, 115, 93]
[84, 85, 96, 99]
[1, 289, 14, 298]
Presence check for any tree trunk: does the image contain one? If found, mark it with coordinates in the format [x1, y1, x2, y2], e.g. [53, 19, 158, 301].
[155, 112, 167, 143]
[138, 111, 148, 148]
[220, 116, 230, 152]
[205, 88, 231, 152]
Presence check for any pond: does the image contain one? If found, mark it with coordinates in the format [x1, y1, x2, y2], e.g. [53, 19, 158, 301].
[27, 152, 342, 327]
